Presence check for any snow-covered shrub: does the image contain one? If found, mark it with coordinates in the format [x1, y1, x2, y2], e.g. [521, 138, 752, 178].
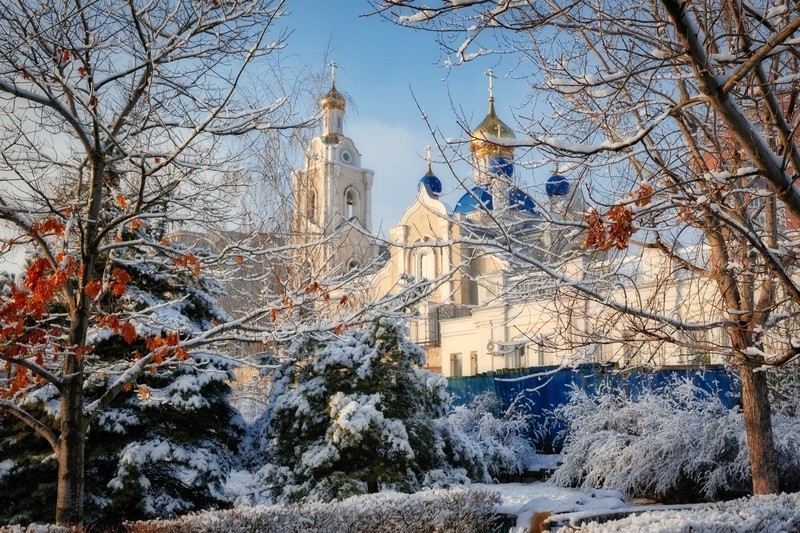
[247, 318, 472, 502]
[439, 392, 537, 480]
[552, 377, 800, 501]
[551, 380, 749, 501]
[125, 488, 501, 533]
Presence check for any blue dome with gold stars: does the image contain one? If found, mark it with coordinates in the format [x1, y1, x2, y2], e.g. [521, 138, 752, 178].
[488, 156, 514, 178]
[454, 186, 537, 215]
[419, 170, 442, 197]
[546, 174, 570, 196]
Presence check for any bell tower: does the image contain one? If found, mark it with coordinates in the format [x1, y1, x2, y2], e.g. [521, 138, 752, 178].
[292, 63, 375, 275]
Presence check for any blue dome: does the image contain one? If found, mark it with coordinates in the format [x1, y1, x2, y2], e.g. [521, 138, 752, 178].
[509, 187, 537, 214]
[454, 186, 537, 215]
[454, 186, 493, 214]
[419, 172, 442, 197]
[488, 157, 514, 178]
[546, 174, 570, 196]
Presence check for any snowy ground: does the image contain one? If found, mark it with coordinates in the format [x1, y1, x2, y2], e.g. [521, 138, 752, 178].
[475, 482, 629, 532]
[482, 482, 800, 533]
[479, 481, 800, 533]
[550, 492, 800, 532]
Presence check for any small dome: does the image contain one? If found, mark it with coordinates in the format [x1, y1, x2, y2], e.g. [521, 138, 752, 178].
[419, 170, 442, 197]
[488, 156, 514, 178]
[320, 83, 346, 110]
[545, 175, 570, 197]
[454, 186, 493, 214]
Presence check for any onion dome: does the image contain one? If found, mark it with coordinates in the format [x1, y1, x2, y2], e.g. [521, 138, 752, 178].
[488, 156, 514, 178]
[320, 82, 346, 110]
[419, 166, 442, 198]
[454, 186, 493, 214]
[454, 186, 537, 215]
[545, 174, 570, 197]
[470, 98, 516, 158]
[509, 187, 537, 214]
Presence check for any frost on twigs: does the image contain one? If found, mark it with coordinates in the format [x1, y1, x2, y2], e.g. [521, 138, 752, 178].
[552, 378, 800, 502]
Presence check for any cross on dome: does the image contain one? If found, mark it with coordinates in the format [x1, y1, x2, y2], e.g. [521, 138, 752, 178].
[330, 61, 338, 85]
[486, 68, 496, 101]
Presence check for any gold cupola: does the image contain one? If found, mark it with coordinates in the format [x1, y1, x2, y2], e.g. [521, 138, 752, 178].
[320, 82, 346, 111]
[320, 62, 346, 142]
[470, 69, 515, 160]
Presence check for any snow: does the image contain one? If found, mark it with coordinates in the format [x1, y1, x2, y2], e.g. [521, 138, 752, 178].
[555, 492, 800, 532]
[476, 482, 627, 532]
[0, 459, 15, 479]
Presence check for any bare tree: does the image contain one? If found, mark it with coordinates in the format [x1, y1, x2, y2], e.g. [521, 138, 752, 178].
[374, 0, 800, 495]
[0, 0, 330, 524]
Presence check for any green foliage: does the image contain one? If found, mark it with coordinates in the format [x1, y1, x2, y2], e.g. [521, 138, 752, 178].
[250, 318, 471, 502]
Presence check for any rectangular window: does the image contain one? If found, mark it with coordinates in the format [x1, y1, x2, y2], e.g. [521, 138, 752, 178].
[450, 353, 462, 378]
[470, 351, 478, 376]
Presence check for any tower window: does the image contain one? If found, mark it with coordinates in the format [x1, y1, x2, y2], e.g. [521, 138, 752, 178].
[416, 249, 434, 280]
[345, 189, 356, 220]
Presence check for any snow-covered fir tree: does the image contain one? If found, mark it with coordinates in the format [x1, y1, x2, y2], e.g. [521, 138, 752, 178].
[244, 317, 535, 503]
[0, 212, 243, 525]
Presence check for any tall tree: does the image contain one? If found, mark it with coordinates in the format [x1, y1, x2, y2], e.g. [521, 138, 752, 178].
[0, 0, 309, 524]
[0, 221, 242, 524]
[375, 0, 800, 494]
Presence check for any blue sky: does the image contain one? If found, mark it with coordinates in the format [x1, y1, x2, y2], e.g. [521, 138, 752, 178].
[277, 2, 536, 233]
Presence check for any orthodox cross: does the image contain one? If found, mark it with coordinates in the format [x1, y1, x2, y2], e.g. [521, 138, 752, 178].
[426, 145, 433, 173]
[330, 61, 338, 85]
[486, 68, 496, 100]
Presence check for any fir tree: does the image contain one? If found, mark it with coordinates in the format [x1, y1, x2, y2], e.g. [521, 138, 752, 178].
[247, 317, 532, 502]
[0, 214, 243, 525]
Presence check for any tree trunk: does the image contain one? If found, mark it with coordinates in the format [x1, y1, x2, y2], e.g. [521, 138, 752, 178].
[739, 362, 780, 494]
[55, 373, 85, 525]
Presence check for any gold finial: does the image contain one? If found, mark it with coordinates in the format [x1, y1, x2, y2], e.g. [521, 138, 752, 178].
[426, 145, 432, 174]
[330, 61, 337, 85]
[554, 162, 560, 174]
[486, 68, 496, 101]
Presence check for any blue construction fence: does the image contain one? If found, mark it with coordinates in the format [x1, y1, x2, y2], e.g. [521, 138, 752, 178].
[447, 364, 741, 453]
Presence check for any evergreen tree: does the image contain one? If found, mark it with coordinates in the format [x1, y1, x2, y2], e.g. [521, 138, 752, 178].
[0, 216, 243, 525]
[247, 317, 527, 502]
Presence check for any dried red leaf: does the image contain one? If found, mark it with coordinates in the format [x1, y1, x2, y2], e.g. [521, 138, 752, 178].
[85, 279, 103, 299]
[121, 322, 136, 344]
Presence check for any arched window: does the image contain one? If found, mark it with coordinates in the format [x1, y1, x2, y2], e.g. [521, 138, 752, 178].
[348, 259, 360, 271]
[416, 249, 435, 280]
[345, 188, 357, 220]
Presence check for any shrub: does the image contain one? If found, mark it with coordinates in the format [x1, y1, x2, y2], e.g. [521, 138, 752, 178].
[551, 379, 749, 502]
[125, 488, 501, 533]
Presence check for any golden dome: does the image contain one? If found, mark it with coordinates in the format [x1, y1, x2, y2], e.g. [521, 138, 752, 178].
[472, 98, 516, 140]
[320, 82, 346, 110]
[470, 98, 515, 157]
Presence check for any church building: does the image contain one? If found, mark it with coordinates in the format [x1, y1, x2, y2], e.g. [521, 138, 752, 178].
[294, 71, 724, 377]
